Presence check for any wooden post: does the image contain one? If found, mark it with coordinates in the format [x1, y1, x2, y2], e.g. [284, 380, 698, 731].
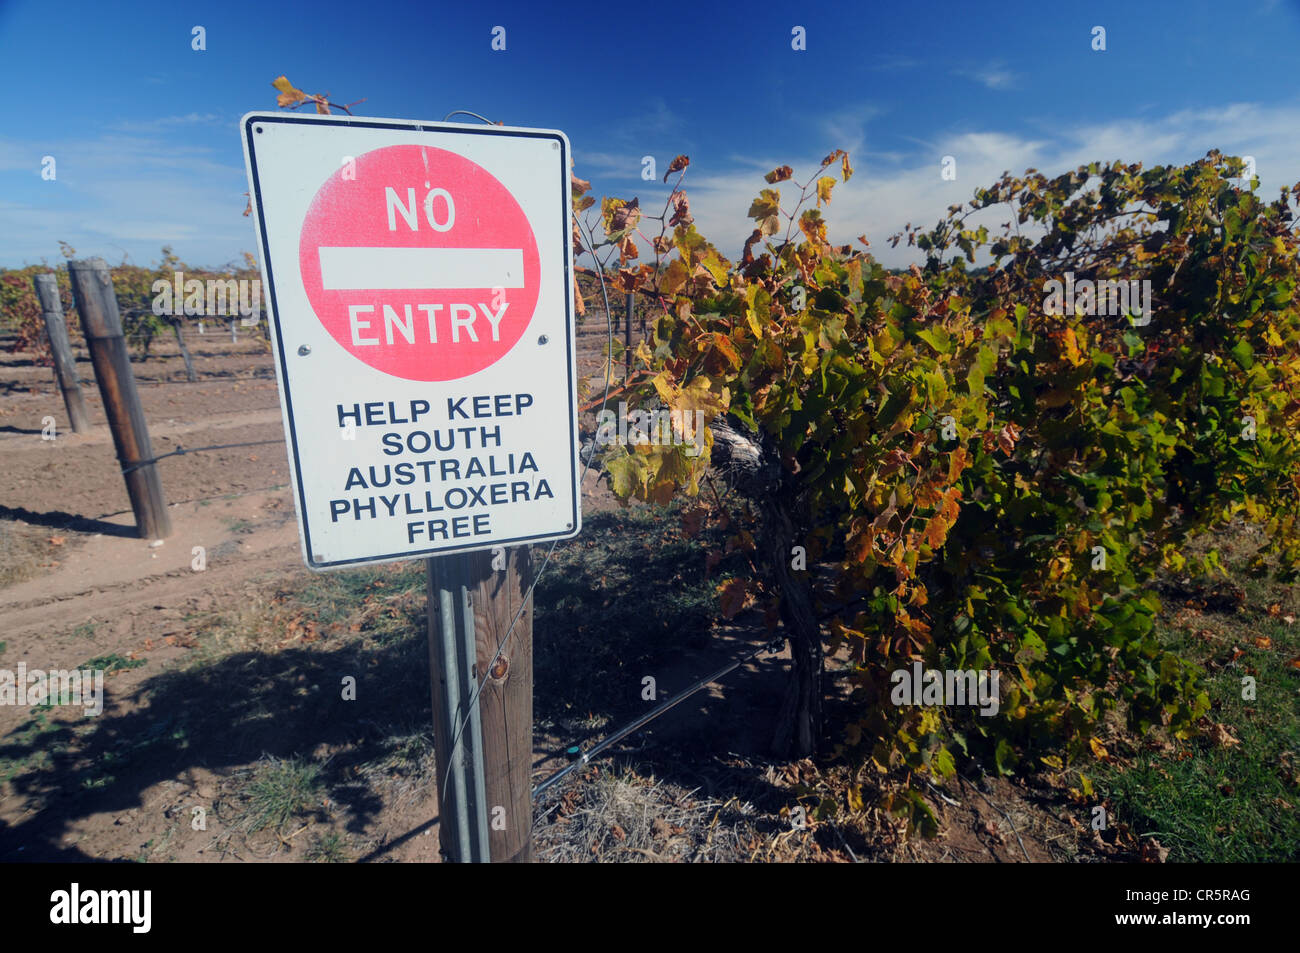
[33, 273, 90, 433]
[473, 546, 534, 862]
[426, 547, 533, 862]
[67, 259, 172, 540]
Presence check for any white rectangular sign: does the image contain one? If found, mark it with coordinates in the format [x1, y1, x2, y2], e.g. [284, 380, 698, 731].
[241, 112, 580, 569]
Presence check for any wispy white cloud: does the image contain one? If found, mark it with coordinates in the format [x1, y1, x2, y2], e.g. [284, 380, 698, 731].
[634, 98, 681, 137]
[819, 103, 885, 155]
[9, 101, 1299, 274]
[0, 127, 252, 268]
[955, 62, 1017, 90]
[573, 150, 645, 179]
[105, 112, 225, 134]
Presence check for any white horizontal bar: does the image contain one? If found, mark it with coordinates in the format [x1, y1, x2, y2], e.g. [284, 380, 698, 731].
[318, 247, 525, 291]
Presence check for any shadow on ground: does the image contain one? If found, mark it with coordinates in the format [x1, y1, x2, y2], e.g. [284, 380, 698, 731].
[0, 502, 799, 861]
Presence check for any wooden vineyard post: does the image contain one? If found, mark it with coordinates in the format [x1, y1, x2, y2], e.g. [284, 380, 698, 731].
[67, 258, 172, 540]
[474, 545, 534, 862]
[33, 273, 90, 433]
[426, 547, 534, 862]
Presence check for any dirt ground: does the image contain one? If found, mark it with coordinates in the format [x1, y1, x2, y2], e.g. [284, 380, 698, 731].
[0, 332, 439, 860]
[0, 327, 1095, 863]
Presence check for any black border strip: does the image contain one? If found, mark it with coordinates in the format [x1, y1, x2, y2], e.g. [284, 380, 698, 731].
[243, 112, 580, 570]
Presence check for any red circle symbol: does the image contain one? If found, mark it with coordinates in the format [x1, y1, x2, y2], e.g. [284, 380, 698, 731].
[299, 144, 540, 382]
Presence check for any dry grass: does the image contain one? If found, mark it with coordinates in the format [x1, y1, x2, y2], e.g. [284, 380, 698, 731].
[210, 755, 330, 859]
[0, 519, 58, 588]
[531, 755, 900, 862]
[534, 764, 768, 862]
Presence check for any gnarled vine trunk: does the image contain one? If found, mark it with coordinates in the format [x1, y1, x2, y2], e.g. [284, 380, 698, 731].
[763, 496, 823, 757]
[710, 416, 823, 758]
[168, 318, 197, 382]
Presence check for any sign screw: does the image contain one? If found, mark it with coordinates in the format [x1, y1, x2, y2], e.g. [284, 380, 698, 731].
[298, 345, 311, 356]
[537, 335, 548, 345]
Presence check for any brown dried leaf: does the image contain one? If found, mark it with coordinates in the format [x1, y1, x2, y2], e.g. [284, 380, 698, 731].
[668, 193, 693, 227]
[610, 197, 641, 234]
[1139, 837, 1169, 863]
[616, 267, 640, 291]
[996, 422, 1021, 456]
[1207, 722, 1241, 748]
[663, 155, 690, 181]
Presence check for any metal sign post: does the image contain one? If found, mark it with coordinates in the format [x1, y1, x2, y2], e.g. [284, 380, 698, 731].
[427, 553, 491, 863]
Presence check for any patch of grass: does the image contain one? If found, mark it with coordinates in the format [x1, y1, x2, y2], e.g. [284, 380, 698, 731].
[184, 562, 425, 667]
[77, 715, 190, 791]
[353, 727, 437, 789]
[0, 706, 62, 784]
[226, 755, 325, 838]
[71, 621, 97, 640]
[289, 563, 424, 639]
[80, 653, 145, 674]
[1094, 522, 1300, 862]
[304, 831, 348, 863]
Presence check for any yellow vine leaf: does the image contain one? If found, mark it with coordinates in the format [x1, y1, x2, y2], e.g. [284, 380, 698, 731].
[816, 176, 836, 206]
[271, 75, 307, 108]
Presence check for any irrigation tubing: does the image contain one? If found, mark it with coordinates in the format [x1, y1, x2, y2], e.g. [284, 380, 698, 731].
[531, 638, 785, 801]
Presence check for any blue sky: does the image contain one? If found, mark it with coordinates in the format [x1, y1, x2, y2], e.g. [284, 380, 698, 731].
[2, 0, 1299, 270]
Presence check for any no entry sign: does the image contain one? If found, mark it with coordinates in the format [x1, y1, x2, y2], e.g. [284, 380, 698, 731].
[241, 112, 580, 569]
